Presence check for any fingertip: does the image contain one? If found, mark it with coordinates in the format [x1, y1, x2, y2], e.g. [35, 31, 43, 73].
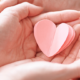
[28, 4, 43, 16]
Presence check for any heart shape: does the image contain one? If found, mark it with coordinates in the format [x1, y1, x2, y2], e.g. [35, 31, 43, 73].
[34, 19, 75, 57]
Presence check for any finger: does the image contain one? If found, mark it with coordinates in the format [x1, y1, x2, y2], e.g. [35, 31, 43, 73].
[36, 46, 41, 53]
[76, 48, 80, 60]
[1, 2, 43, 20]
[0, 0, 34, 12]
[63, 25, 80, 64]
[51, 24, 80, 64]
[30, 10, 80, 25]
[0, 59, 33, 70]
[36, 52, 53, 61]
[63, 36, 80, 64]
[68, 18, 80, 27]
[2, 61, 77, 80]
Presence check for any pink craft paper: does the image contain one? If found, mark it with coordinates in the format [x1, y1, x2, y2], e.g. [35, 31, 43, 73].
[58, 24, 75, 53]
[34, 19, 56, 55]
[34, 19, 75, 57]
[49, 23, 69, 56]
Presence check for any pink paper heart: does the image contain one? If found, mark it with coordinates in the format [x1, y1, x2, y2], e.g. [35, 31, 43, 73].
[34, 19, 75, 57]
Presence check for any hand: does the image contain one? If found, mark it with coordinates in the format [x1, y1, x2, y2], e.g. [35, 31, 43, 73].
[0, 0, 80, 12]
[0, 2, 43, 66]
[0, 1, 80, 80]
[1, 0, 80, 65]
[0, 59, 80, 80]
[0, 1, 80, 66]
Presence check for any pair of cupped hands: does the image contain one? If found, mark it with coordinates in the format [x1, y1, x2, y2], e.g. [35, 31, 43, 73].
[0, 0, 80, 80]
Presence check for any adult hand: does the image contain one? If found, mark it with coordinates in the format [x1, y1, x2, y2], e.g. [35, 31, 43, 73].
[0, 1, 80, 66]
[0, 59, 80, 80]
[1, 0, 80, 65]
[0, 0, 80, 12]
[0, 1, 80, 80]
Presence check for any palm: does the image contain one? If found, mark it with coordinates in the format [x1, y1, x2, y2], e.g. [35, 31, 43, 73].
[0, 15, 37, 66]
[0, 14, 55, 66]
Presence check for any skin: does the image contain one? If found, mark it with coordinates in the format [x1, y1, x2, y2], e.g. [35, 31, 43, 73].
[0, 2, 80, 66]
[0, 0, 80, 80]
[0, 60, 80, 80]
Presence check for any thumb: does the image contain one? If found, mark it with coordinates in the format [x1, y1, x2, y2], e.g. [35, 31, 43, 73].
[0, 0, 34, 12]
[3, 61, 79, 80]
[1, 2, 43, 20]
[68, 60, 80, 78]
